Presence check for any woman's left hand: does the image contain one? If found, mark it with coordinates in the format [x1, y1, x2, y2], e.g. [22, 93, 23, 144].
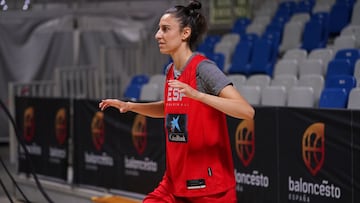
[167, 79, 203, 100]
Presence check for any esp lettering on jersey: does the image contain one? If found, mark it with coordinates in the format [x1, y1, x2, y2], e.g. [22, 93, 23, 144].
[167, 87, 185, 102]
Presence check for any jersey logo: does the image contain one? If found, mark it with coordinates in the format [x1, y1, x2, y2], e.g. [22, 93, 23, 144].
[166, 114, 188, 143]
[167, 87, 185, 102]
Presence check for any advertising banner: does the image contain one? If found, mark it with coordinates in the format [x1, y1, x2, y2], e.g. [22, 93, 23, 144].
[278, 108, 353, 203]
[73, 99, 121, 189]
[17, 97, 360, 202]
[228, 107, 279, 203]
[118, 113, 165, 194]
[73, 99, 165, 193]
[16, 97, 70, 181]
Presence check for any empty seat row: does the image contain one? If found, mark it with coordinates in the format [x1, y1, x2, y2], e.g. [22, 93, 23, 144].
[231, 74, 319, 106]
[124, 71, 358, 110]
[237, 85, 316, 108]
[229, 73, 358, 109]
[272, 48, 360, 85]
[124, 74, 165, 101]
[238, 83, 359, 109]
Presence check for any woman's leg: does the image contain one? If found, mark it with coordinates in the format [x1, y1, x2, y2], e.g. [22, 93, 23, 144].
[143, 174, 176, 203]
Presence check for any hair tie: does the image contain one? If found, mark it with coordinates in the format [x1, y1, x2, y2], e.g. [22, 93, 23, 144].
[189, 9, 194, 15]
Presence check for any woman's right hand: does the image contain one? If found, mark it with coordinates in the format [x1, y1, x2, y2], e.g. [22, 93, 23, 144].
[99, 99, 130, 113]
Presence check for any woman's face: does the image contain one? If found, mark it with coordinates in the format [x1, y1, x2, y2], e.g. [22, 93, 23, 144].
[155, 13, 187, 55]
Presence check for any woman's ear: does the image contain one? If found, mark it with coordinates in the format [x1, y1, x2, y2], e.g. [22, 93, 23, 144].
[182, 27, 191, 41]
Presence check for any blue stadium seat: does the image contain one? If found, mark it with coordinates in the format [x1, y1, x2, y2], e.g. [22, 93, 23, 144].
[130, 74, 149, 85]
[124, 74, 150, 100]
[311, 12, 330, 44]
[207, 52, 225, 71]
[268, 14, 289, 33]
[228, 40, 253, 75]
[265, 22, 284, 40]
[325, 59, 353, 79]
[295, 0, 315, 13]
[197, 43, 213, 56]
[336, 0, 356, 7]
[328, 2, 352, 35]
[301, 20, 326, 51]
[231, 17, 251, 34]
[262, 31, 280, 63]
[274, 6, 292, 18]
[248, 38, 276, 76]
[204, 34, 221, 45]
[277, 1, 297, 16]
[318, 88, 348, 108]
[197, 35, 221, 55]
[241, 33, 259, 42]
[124, 84, 143, 101]
[325, 75, 357, 94]
[334, 48, 360, 68]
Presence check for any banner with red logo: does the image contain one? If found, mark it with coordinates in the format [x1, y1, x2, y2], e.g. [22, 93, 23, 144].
[73, 99, 121, 188]
[118, 113, 165, 194]
[228, 107, 279, 203]
[72, 99, 165, 193]
[16, 97, 360, 202]
[16, 97, 70, 181]
[278, 108, 353, 203]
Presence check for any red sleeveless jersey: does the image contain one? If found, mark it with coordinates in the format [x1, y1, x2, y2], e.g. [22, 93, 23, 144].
[164, 54, 236, 197]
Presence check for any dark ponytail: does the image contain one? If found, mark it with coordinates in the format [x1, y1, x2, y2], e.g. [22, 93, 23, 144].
[165, 0, 208, 51]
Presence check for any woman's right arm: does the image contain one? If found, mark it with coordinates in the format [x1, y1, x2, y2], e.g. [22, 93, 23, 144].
[99, 99, 164, 118]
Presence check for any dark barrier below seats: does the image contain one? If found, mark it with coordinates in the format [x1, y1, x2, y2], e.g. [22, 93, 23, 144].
[72, 99, 166, 194]
[15, 97, 360, 203]
[16, 97, 70, 181]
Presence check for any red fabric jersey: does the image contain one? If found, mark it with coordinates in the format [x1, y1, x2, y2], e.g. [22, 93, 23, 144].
[164, 54, 236, 197]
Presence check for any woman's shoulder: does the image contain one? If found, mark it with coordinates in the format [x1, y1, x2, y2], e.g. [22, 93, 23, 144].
[197, 55, 222, 74]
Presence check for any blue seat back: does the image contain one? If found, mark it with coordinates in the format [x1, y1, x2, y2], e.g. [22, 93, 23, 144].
[130, 74, 149, 85]
[249, 39, 275, 76]
[311, 12, 330, 43]
[325, 75, 357, 94]
[334, 48, 360, 67]
[319, 88, 348, 108]
[228, 41, 253, 75]
[241, 33, 259, 42]
[326, 59, 353, 79]
[208, 52, 225, 71]
[262, 31, 280, 63]
[231, 17, 251, 34]
[295, 0, 315, 13]
[301, 20, 325, 51]
[329, 3, 352, 34]
[124, 84, 142, 101]
[277, 1, 297, 16]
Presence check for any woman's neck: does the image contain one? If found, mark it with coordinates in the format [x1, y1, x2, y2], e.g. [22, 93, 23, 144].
[171, 49, 194, 71]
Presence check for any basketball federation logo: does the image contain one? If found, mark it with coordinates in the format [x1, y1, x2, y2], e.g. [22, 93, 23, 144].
[55, 108, 67, 145]
[23, 106, 35, 142]
[235, 119, 255, 167]
[132, 114, 147, 155]
[302, 123, 325, 176]
[91, 111, 105, 151]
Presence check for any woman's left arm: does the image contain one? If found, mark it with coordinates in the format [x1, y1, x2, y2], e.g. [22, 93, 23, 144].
[168, 80, 255, 120]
